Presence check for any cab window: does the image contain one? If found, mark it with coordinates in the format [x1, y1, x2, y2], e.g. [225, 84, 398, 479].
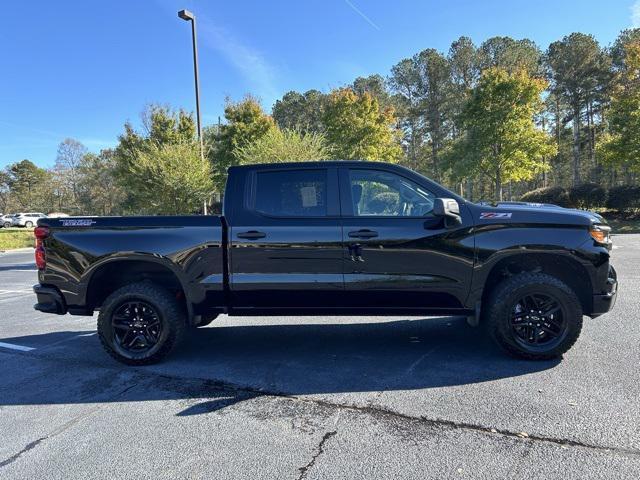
[349, 169, 435, 217]
[254, 169, 327, 217]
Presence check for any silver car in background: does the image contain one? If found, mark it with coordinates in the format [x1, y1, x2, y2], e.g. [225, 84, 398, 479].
[12, 212, 47, 228]
[1, 214, 16, 228]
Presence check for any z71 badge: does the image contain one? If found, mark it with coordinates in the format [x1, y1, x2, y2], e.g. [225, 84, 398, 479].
[61, 219, 96, 227]
[480, 212, 512, 219]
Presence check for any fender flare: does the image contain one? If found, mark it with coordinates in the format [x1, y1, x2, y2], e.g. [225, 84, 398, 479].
[80, 253, 194, 321]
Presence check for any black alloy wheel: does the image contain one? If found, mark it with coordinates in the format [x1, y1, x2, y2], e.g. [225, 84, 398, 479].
[98, 282, 186, 365]
[111, 301, 162, 354]
[510, 293, 568, 350]
[485, 272, 583, 360]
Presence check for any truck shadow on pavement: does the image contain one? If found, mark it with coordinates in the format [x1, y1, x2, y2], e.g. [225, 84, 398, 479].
[0, 316, 560, 415]
[0, 264, 37, 272]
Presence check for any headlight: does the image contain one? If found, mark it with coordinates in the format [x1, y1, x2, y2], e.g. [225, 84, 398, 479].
[590, 225, 611, 244]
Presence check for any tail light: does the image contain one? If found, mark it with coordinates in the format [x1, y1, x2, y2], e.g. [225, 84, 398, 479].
[34, 226, 49, 270]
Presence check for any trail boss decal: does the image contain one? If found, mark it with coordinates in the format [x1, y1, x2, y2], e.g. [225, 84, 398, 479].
[61, 219, 97, 227]
[480, 212, 512, 219]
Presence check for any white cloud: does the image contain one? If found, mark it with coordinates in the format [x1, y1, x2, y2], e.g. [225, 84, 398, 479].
[199, 19, 279, 104]
[631, 1, 640, 27]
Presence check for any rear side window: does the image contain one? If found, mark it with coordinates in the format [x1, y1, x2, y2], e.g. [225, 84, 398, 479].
[254, 169, 327, 217]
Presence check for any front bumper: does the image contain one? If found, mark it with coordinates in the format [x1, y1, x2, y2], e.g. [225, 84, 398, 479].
[33, 284, 67, 314]
[590, 265, 617, 317]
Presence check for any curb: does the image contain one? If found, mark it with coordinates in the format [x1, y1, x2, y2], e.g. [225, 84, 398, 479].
[0, 247, 35, 254]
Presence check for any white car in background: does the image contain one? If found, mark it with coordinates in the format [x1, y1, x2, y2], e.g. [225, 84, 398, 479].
[47, 212, 70, 218]
[12, 212, 47, 228]
[1, 214, 16, 228]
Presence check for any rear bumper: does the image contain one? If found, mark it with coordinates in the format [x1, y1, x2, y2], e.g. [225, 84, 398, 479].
[33, 284, 67, 314]
[590, 265, 618, 317]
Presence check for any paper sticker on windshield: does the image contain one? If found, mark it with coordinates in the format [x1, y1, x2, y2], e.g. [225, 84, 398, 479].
[480, 212, 512, 219]
[61, 219, 96, 227]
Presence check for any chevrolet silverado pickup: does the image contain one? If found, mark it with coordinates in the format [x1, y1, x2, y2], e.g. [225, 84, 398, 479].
[32, 161, 618, 365]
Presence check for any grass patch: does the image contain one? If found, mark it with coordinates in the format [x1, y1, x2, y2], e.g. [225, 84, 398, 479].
[601, 211, 640, 234]
[0, 228, 34, 250]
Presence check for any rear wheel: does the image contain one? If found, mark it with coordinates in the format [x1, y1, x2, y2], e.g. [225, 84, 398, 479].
[485, 273, 583, 360]
[98, 282, 186, 365]
[25, 221, 33, 228]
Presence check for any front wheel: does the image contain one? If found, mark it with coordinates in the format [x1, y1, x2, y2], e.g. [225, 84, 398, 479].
[98, 282, 186, 365]
[25, 221, 33, 228]
[485, 273, 583, 360]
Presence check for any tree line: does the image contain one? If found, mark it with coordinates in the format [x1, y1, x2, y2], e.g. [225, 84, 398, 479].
[2, 29, 640, 215]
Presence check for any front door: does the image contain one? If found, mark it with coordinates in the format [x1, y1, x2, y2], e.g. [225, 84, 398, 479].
[339, 166, 474, 311]
[229, 166, 344, 310]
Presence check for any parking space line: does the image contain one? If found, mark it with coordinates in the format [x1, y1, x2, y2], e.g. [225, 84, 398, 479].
[0, 291, 34, 303]
[0, 341, 35, 352]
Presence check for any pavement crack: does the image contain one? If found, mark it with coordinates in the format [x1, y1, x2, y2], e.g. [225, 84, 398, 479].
[0, 437, 47, 469]
[0, 380, 140, 470]
[14, 350, 640, 459]
[298, 397, 640, 458]
[297, 430, 337, 480]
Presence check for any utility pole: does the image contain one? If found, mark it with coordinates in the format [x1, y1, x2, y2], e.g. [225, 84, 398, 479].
[178, 9, 207, 215]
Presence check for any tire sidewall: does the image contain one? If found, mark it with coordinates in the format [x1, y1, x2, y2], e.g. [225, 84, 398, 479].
[489, 275, 583, 359]
[98, 286, 179, 363]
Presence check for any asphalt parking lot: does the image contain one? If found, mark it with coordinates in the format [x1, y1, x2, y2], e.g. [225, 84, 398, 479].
[0, 236, 639, 479]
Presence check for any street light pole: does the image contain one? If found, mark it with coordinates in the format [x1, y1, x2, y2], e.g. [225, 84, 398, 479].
[178, 9, 207, 215]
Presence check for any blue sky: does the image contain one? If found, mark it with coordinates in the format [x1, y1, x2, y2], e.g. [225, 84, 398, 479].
[1, 0, 638, 168]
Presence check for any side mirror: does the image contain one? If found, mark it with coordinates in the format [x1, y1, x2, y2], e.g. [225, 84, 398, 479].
[433, 198, 462, 227]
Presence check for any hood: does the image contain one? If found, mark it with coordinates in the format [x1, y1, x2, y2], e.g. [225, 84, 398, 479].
[470, 201, 605, 227]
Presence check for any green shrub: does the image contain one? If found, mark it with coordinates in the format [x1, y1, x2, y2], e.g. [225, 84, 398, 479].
[606, 185, 640, 212]
[568, 183, 607, 209]
[0, 229, 34, 250]
[520, 186, 571, 207]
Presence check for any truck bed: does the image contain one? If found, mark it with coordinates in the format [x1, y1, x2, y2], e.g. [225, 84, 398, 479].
[36, 215, 226, 318]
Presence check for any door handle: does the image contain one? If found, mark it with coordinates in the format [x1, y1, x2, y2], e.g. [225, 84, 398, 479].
[237, 230, 266, 240]
[348, 229, 378, 239]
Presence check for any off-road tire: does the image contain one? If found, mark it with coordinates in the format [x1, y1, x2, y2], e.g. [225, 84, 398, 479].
[485, 272, 583, 360]
[98, 282, 186, 365]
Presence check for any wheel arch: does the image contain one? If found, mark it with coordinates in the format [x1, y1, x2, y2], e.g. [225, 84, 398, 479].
[477, 252, 593, 315]
[83, 256, 193, 322]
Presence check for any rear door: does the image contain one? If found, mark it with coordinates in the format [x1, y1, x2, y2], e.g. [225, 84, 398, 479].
[228, 166, 344, 310]
[339, 166, 475, 311]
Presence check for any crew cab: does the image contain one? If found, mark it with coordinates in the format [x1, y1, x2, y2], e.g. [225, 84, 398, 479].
[32, 161, 618, 365]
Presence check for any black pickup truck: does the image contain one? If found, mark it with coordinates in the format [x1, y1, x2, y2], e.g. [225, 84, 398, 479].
[32, 161, 617, 365]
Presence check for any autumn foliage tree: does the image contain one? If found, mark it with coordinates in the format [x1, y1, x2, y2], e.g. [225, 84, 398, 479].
[235, 128, 329, 165]
[209, 96, 275, 191]
[7, 30, 640, 214]
[599, 41, 640, 178]
[322, 88, 402, 162]
[453, 68, 556, 201]
[114, 105, 212, 214]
